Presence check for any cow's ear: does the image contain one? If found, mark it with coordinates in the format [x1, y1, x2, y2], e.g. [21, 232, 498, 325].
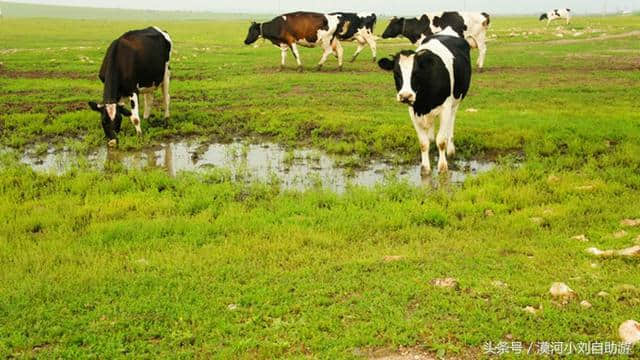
[88, 101, 103, 112]
[378, 57, 395, 71]
[117, 105, 132, 117]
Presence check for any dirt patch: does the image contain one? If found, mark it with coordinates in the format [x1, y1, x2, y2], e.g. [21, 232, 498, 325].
[0, 67, 93, 80]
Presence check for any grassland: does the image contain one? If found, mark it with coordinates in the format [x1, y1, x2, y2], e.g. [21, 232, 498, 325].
[1, 6, 640, 359]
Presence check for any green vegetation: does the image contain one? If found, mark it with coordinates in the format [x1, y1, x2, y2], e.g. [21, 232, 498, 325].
[1, 10, 640, 359]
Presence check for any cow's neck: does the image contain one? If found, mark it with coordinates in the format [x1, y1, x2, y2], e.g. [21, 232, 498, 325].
[404, 18, 429, 44]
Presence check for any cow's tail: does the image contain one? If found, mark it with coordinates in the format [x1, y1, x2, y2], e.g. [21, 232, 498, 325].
[481, 12, 491, 28]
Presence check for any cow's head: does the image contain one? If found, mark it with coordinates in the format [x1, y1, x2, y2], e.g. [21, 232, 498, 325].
[381, 17, 404, 38]
[539, 13, 548, 21]
[244, 22, 261, 45]
[88, 101, 131, 146]
[378, 50, 418, 105]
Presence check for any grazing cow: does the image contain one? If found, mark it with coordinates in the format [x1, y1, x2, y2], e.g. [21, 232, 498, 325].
[88, 26, 172, 146]
[330, 12, 378, 62]
[244, 12, 343, 71]
[381, 12, 490, 70]
[540, 9, 571, 26]
[378, 27, 471, 175]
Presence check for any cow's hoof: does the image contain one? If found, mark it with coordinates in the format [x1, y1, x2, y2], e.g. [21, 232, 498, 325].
[108, 139, 118, 147]
[338, 66, 343, 72]
[438, 161, 449, 174]
[477, 67, 485, 73]
[163, 117, 169, 129]
[350, 57, 357, 63]
[297, 66, 303, 73]
[315, 65, 323, 71]
[420, 165, 432, 177]
[447, 143, 456, 157]
[372, 57, 377, 63]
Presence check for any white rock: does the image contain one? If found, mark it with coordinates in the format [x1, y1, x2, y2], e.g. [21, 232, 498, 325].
[597, 291, 609, 297]
[572, 234, 589, 242]
[621, 219, 640, 227]
[466, 108, 479, 113]
[431, 278, 458, 288]
[587, 246, 640, 257]
[227, 304, 238, 311]
[619, 320, 640, 345]
[524, 306, 541, 315]
[550, 282, 575, 298]
[580, 300, 592, 309]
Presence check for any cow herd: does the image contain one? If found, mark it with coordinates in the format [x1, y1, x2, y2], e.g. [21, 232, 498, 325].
[87, 9, 569, 175]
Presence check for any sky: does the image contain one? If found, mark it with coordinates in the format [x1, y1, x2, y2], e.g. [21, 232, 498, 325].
[6, 0, 639, 15]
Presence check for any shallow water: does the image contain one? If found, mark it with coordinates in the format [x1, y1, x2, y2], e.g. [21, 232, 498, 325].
[13, 140, 496, 192]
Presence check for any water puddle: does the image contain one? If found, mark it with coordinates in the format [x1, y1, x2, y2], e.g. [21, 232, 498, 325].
[10, 140, 496, 192]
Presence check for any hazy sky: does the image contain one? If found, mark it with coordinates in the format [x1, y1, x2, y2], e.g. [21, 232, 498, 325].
[7, 0, 639, 15]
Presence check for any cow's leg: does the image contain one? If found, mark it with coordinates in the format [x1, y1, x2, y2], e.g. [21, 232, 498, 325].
[143, 92, 153, 120]
[316, 36, 334, 71]
[351, 35, 366, 62]
[162, 63, 171, 127]
[437, 104, 454, 173]
[279, 43, 288, 70]
[409, 107, 434, 175]
[364, 31, 377, 62]
[447, 102, 460, 157]
[290, 43, 303, 72]
[475, 35, 487, 71]
[130, 93, 142, 135]
[331, 39, 344, 71]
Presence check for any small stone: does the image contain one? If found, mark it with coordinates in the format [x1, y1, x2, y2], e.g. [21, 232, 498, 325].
[530, 217, 545, 225]
[590, 263, 599, 268]
[572, 234, 588, 242]
[524, 306, 541, 315]
[576, 185, 595, 191]
[597, 291, 609, 297]
[619, 320, 640, 345]
[485, 209, 494, 217]
[587, 246, 640, 258]
[465, 108, 479, 113]
[431, 277, 458, 288]
[383, 255, 404, 262]
[580, 300, 592, 309]
[550, 282, 575, 298]
[548, 175, 561, 183]
[492, 280, 507, 288]
[621, 219, 640, 227]
[613, 230, 628, 239]
[227, 304, 238, 311]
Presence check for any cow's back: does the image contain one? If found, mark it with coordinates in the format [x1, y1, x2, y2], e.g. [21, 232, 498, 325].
[278, 12, 328, 43]
[429, 35, 471, 100]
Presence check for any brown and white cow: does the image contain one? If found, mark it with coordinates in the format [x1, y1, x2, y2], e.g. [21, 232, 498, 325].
[244, 12, 343, 71]
[88, 26, 172, 146]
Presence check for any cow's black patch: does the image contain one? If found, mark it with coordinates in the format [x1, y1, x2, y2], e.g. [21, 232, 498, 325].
[432, 12, 467, 37]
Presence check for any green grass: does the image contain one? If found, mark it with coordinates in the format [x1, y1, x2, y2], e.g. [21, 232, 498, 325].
[1, 12, 640, 359]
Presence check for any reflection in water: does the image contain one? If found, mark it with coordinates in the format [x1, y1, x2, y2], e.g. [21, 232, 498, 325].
[14, 141, 496, 192]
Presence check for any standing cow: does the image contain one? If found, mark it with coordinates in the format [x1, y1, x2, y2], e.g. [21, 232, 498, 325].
[330, 12, 378, 62]
[244, 12, 344, 71]
[540, 9, 571, 26]
[381, 12, 490, 71]
[378, 27, 471, 175]
[88, 26, 172, 146]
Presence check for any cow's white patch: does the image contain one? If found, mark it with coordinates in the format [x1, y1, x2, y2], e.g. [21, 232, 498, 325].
[105, 104, 116, 120]
[439, 26, 460, 38]
[357, 12, 374, 18]
[397, 54, 416, 103]
[130, 93, 142, 134]
[420, 39, 455, 97]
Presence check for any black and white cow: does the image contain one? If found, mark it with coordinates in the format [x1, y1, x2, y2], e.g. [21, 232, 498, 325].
[540, 9, 571, 26]
[330, 12, 378, 62]
[382, 12, 490, 70]
[88, 26, 172, 146]
[244, 12, 343, 71]
[378, 27, 471, 174]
